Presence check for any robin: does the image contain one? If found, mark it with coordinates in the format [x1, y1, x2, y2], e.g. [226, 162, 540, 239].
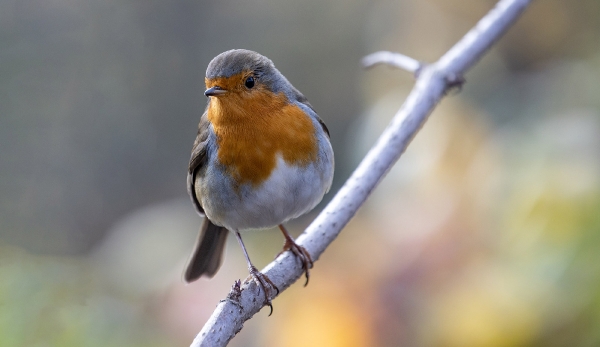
[184, 49, 334, 313]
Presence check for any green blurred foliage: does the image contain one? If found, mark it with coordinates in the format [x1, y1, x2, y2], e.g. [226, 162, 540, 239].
[0, 246, 170, 347]
[1, 0, 600, 346]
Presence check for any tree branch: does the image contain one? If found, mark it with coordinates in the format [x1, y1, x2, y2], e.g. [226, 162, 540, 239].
[190, 0, 532, 346]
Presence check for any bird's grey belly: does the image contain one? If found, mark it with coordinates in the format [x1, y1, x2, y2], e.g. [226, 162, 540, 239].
[197, 156, 332, 231]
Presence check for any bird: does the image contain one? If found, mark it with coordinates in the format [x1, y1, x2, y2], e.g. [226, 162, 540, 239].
[184, 49, 334, 313]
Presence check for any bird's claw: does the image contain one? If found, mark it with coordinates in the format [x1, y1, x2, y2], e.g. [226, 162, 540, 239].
[247, 265, 279, 316]
[278, 238, 314, 286]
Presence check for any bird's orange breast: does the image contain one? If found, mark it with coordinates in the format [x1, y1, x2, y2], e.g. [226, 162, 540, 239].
[207, 87, 318, 187]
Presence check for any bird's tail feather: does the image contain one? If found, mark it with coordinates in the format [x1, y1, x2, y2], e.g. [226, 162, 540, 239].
[184, 219, 229, 282]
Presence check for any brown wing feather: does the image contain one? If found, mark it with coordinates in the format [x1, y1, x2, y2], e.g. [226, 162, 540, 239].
[187, 110, 211, 215]
[292, 90, 330, 139]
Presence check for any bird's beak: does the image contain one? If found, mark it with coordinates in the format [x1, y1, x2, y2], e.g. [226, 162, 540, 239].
[204, 86, 227, 97]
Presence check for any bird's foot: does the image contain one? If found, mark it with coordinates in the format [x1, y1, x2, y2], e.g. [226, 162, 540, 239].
[278, 237, 314, 286]
[247, 265, 279, 316]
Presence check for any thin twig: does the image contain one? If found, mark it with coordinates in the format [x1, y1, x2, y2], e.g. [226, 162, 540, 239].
[362, 51, 421, 74]
[190, 0, 532, 346]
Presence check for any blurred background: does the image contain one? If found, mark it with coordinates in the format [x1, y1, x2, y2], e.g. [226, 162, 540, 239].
[2, 0, 600, 346]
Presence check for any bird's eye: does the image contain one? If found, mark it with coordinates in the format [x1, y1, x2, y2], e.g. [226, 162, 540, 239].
[244, 76, 255, 89]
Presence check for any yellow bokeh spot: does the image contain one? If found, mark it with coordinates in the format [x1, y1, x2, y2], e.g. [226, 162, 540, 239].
[431, 266, 541, 347]
[267, 288, 373, 347]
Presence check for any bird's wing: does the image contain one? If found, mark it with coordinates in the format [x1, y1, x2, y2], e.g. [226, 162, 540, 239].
[292, 89, 330, 138]
[187, 110, 210, 215]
